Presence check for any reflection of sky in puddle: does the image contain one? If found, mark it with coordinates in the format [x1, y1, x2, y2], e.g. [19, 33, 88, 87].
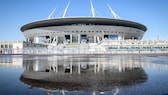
[0, 55, 168, 95]
[145, 56, 168, 65]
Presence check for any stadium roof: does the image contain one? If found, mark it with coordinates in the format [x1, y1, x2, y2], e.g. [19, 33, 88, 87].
[21, 17, 147, 32]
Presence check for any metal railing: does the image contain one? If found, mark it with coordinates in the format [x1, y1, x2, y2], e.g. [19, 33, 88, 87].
[0, 47, 168, 55]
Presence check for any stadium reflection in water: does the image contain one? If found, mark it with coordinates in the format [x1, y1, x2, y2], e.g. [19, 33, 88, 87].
[20, 55, 147, 94]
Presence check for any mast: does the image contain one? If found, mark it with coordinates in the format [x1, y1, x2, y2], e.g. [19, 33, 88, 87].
[62, 1, 70, 18]
[48, 7, 57, 19]
[107, 4, 120, 19]
[90, 0, 95, 17]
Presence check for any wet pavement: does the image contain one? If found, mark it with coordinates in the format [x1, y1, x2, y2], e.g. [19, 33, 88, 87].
[0, 54, 168, 95]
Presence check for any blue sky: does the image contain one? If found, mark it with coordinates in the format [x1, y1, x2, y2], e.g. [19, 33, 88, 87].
[0, 0, 168, 41]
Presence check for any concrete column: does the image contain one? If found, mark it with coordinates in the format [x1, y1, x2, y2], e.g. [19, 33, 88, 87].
[78, 61, 81, 74]
[78, 34, 80, 44]
[132, 37, 134, 40]
[118, 35, 121, 40]
[56, 36, 58, 45]
[70, 34, 73, 43]
[97, 36, 100, 42]
[94, 36, 97, 43]
[70, 61, 72, 74]
[122, 35, 125, 40]
[52, 37, 56, 43]
[55, 64, 58, 72]
[94, 63, 97, 73]
[34, 37, 36, 43]
[34, 37, 39, 43]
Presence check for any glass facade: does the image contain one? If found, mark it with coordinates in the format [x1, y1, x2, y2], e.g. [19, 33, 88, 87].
[109, 35, 118, 40]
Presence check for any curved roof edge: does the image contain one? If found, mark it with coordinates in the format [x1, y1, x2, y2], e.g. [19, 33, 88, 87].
[21, 17, 147, 32]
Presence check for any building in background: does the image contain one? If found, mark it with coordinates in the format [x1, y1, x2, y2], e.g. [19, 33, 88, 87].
[0, 41, 47, 54]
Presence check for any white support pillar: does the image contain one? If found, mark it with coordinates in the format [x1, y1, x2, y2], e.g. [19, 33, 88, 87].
[56, 36, 58, 45]
[118, 56, 122, 72]
[132, 37, 134, 40]
[70, 61, 72, 74]
[94, 63, 97, 73]
[34, 37, 36, 43]
[118, 35, 121, 40]
[97, 36, 100, 42]
[61, 90, 65, 95]
[78, 62, 81, 74]
[55, 64, 58, 72]
[94, 36, 97, 43]
[70, 34, 73, 43]
[78, 34, 80, 44]
[122, 35, 125, 40]
[52, 37, 56, 43]
[34, 37, 39, 43]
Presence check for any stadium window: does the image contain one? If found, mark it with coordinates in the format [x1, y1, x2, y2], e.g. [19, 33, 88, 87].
[1, 45, 3, 48]
[5, 44, 8, 48]
[9, 44, 13, 48]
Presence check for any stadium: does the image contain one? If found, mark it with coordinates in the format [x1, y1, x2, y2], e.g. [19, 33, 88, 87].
[21, 17, 147, 45]
[21, 1, 147, 45]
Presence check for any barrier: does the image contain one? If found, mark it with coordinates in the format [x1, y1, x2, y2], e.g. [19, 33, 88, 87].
[0, 48, 168, 55]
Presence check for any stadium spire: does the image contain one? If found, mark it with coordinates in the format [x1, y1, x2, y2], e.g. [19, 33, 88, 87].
[90, 0, 95, 17]
[62, 1, 70, 18]
[48, 7, 57, 19]
[107, 4, 121, 19]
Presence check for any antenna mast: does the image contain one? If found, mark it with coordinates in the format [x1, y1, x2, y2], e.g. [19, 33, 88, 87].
[62, 1, 70, 18]
[107, 4, 120, 19]
[90, 0, 95, 17]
